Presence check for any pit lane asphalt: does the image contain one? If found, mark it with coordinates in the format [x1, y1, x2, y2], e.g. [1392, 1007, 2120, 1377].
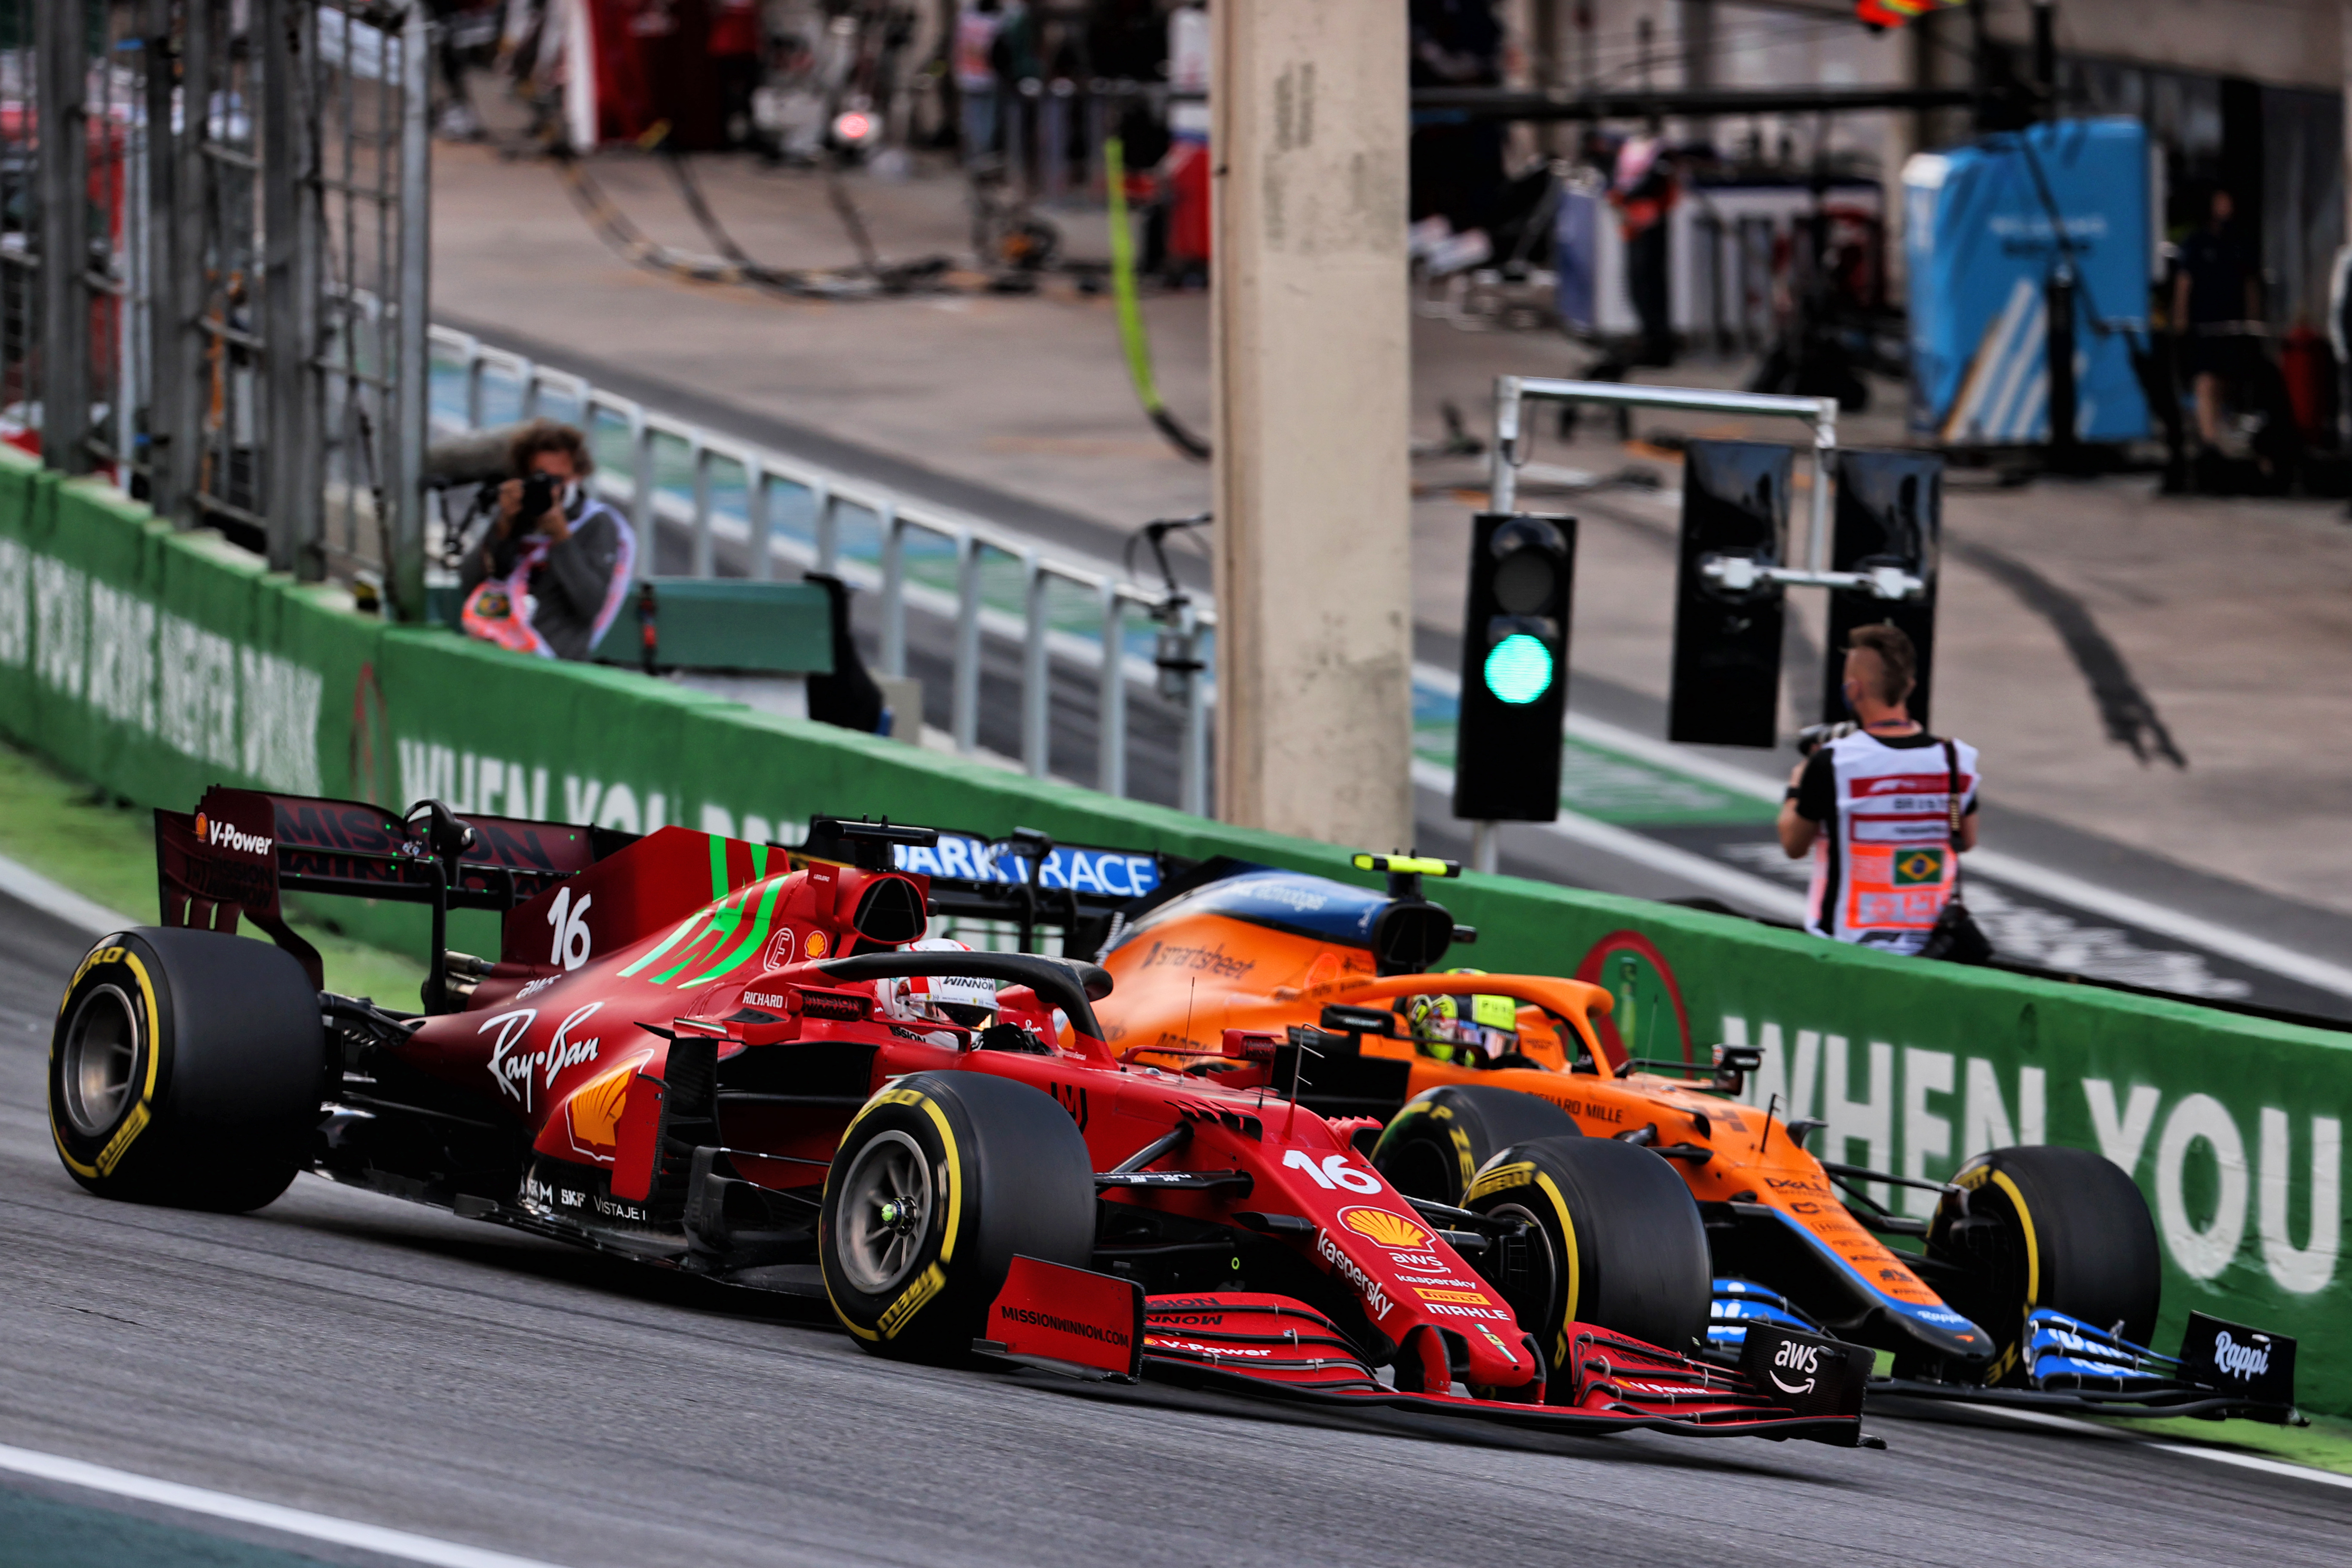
[2, 894, 2344, 1568]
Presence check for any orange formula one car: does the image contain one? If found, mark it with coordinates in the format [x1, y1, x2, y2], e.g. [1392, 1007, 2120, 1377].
[993, 848, 2296, 1423]
[49, 799, 1874, 1449]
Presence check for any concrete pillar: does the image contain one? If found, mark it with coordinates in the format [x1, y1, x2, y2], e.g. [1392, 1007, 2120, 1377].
[2343, 0, 2352, 256]
[1209, 1, 1414, 851]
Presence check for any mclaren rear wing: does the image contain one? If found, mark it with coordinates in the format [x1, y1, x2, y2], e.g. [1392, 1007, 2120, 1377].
[157, 785, 631, 998]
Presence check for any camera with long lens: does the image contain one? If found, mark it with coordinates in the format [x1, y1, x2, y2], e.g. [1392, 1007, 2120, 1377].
[518, 470, 557, 527]
[1795, 721, 1856, 758]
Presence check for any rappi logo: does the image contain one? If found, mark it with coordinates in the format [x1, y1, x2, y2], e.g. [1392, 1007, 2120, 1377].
[194, 811, 274, 858]
[2211, 1330, 2272, 1382]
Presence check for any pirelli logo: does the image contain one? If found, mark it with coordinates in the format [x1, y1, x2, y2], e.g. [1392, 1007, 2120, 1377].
[878, 1262, 946, 1338]
[1413, 1286, 1496, 1306]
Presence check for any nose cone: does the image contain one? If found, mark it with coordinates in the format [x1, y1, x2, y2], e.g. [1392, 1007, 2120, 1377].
[1463, 1321, 1541, 1391]
[1884, 1299, 1993, 1365]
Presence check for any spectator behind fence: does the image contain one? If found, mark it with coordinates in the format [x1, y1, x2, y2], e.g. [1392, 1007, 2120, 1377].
[460, 420, 637, 661]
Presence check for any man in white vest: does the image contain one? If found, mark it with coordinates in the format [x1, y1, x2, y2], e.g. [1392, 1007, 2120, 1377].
[1777, 624, 1979, 955]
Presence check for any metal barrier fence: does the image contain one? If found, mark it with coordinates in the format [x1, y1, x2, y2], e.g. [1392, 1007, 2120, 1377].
[5, 0, 429, 612]
[428, 326, 1214, 814]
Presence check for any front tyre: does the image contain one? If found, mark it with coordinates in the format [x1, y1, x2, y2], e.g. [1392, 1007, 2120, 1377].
[1927, 1145, 2161, 1384]
[1371, 1084, 1582, 1207]
[820, 1072, 1096, 1363]
[50, 929, 326, 1212]
[1464, 1135, 1709, 1396]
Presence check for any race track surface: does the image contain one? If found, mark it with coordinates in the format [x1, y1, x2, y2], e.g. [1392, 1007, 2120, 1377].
[2, 894, 2345, 1568]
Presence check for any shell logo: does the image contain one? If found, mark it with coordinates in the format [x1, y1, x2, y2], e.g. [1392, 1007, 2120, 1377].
[806, 930, 830, 959]
[193, 812, 210, 841]
[1339, 1206, 1432, 1252]
[564, 1062, 636, 1160]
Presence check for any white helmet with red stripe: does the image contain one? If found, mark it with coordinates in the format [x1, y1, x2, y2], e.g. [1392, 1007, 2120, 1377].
[879, 938, 1000, 1029]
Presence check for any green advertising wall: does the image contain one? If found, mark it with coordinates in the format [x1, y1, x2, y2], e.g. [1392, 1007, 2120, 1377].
[2, 451, 2345, 1414]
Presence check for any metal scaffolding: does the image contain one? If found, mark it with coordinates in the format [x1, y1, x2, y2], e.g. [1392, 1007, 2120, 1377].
[6, 0, 430, 617]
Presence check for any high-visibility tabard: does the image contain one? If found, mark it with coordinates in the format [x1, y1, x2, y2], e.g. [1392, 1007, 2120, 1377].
[1806, 732, 1979, 954]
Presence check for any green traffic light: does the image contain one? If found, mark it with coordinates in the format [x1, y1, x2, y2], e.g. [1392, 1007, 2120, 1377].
[1483, 633, 1554, 704]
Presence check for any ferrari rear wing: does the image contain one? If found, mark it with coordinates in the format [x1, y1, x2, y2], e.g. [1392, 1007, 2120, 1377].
[157, 784, 630, 998]
[802, 815, 1189, 957]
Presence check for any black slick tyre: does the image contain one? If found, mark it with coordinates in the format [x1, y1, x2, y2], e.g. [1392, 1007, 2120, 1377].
[1463, 1135, 1709, 1392]
[820, 1071, 1096, 1363]
[1370, 1084, 1581, 1207]
[1927, 1144, 2161, 1384]
[50, 928, 325, 1213]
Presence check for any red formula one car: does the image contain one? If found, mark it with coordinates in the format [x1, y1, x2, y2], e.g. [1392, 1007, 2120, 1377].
[47, 790, 1875, 1445]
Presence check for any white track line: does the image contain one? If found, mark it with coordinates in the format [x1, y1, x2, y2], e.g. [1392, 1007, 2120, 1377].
[0, 1442, 570, 1568]
[1952, 1406, 2352, 1493]
[1410, 760, 1809, 923]
[0, 851, 137, 938]
[1414, 662, 2352, 1002]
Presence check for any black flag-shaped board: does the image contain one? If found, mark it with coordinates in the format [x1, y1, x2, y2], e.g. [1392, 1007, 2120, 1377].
[1669, 441, 1789, 748]
[1821, 449, 1942, 728]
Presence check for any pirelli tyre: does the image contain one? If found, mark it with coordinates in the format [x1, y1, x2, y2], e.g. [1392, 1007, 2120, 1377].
[820, 1072, 1096, 1363]
[1925, 1145, 2162, 1384]
[50, 928, 326, 1213]
[1369, 1084, 1582, 1207]
[1462, 1135, 1710, 1391]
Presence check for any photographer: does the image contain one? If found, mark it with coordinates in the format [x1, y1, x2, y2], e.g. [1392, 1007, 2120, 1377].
[459, 420, 637, 661]
[1778, 625, 1983, 958]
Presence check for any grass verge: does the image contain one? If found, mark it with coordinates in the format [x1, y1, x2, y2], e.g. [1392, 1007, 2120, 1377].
[2091, 1410, 2352, 1476]
[0, 739, 427, 1004]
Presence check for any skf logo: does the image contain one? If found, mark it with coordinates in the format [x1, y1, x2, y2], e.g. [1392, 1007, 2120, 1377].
[1338, 1206, 1432, 1252]
[199, 813, 274, 858]
[1770, 1338, 1822, 1395]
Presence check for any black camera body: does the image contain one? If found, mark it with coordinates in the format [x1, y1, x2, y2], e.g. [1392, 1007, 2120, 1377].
[518, 470, 557, 525]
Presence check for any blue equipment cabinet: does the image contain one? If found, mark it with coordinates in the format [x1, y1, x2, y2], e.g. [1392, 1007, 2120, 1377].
[1904, 118, 2151, 446]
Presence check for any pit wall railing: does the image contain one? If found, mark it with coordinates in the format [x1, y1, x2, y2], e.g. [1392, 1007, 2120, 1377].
[427, 327, 1212, 813]
[2, 449, 2346, 1417]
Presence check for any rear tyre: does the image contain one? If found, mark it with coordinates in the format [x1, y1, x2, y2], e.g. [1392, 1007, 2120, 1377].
[1370, 1084, 1582, 1207]
[1926, 1145, 2161, 1383]
[1463, 1135, 1709, 1394]
[49, 928, 325, 1213]
[820, 1072, 1096, 1363]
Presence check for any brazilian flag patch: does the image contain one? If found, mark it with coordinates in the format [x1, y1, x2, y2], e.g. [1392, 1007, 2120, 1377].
[1893, 848, 1947, 886]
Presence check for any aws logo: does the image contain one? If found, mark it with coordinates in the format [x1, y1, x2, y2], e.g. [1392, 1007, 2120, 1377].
[1338, 1206, 1431, 1252]
[1770, 1338, 1823, 1395]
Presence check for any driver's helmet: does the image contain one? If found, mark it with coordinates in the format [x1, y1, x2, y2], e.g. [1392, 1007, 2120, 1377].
[1403, 969, 1519, 1065]
[879, 938, 1000, 1031]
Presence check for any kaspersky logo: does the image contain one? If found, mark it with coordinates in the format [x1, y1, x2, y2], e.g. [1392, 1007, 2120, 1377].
[194, 812, 273, 858]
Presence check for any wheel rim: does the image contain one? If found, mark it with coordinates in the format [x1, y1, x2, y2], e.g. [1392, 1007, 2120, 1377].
[1484, 1199, 1561, 1343]
[61, 984, 142, 1139]
[836, 1130, 936, 1296]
